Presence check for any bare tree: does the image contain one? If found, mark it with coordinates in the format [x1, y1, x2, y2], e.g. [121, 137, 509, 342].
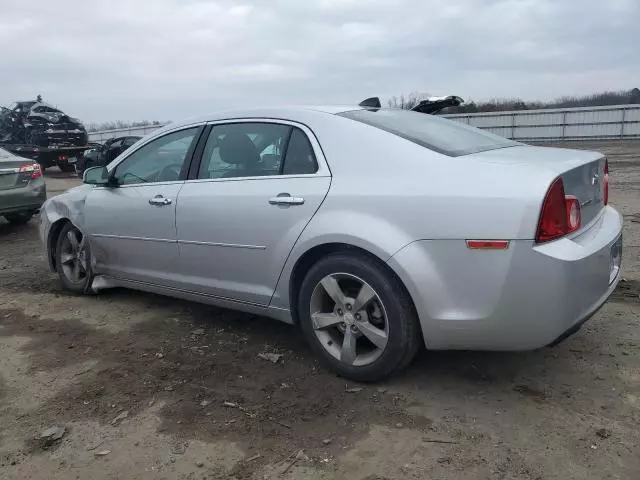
[445, 88, 639, 114]
[387, 92, 430, 110]
[87, 120, 166, 132]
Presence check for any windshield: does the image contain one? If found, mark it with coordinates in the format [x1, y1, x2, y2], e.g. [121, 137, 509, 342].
[338, 108, 518, 156]
[0, 147, 14, 159]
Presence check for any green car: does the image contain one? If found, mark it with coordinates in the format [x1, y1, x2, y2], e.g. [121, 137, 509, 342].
[0, 147, 46, 224]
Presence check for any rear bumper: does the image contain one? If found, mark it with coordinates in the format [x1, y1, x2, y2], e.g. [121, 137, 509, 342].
[0, 179, 47, 215]
[387, 206, 623, 351]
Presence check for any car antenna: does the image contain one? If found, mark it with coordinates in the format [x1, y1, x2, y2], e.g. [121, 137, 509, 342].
[358, 97, 381, 108]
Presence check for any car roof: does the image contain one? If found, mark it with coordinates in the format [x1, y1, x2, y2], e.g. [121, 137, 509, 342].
[163, 105, 363, 131]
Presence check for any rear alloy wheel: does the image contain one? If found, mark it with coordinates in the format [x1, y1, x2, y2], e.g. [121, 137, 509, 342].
[55, 223, 92, 294]
[298, 253, 421, 382]
[4, 212, 33, 225]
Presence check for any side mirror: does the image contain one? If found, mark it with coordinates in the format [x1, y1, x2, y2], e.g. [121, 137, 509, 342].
[83, 166, 111, 186]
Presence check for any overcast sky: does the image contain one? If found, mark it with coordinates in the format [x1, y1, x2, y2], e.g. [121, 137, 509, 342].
[1, 0, 638, 123]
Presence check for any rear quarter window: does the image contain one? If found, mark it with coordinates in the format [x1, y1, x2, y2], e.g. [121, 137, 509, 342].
[338, 109, 518, 157]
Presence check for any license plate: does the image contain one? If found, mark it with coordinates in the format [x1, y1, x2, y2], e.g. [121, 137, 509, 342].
[67, 156, 78, 164]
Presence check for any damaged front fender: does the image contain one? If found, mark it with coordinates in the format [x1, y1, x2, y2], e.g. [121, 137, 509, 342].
[40, 184, 91, 271]
[40, 184, 118, 293]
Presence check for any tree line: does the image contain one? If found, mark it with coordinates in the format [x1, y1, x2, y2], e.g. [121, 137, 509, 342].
[388, 88, 640, 113]
[86, 120, 165, 132]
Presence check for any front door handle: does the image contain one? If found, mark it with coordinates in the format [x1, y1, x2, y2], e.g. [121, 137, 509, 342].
[149, 195, 172, 206]
[269, 193, 305, 206]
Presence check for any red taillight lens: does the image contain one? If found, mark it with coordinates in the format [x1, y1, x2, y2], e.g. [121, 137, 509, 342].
[603, 160, 609, 205]
[535, 178, 581, 243]
[565, 195, 581, 230]
[19, 163, 42, 180]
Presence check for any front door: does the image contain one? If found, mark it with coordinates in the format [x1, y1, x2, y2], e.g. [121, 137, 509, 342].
[175, 121, 331, 305]
[84, 126, 201, 286]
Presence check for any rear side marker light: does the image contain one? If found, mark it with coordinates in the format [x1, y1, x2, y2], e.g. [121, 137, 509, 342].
[466, 240, 510, 250]
[19, 163, 42, 180]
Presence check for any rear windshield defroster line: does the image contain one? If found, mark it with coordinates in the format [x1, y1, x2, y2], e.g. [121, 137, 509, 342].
[338, 109, 519, 157]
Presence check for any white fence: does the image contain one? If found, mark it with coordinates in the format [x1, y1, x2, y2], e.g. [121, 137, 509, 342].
[88, 104, 640, 143]
[88, 124, 165, 142]
[444, 104, 640, 141]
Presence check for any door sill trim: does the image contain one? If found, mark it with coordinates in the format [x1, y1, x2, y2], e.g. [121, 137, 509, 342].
[101, 275, 267, 308]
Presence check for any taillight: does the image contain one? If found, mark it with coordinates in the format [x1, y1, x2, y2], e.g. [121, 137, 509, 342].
[565, 195, 581, 231]
[603, 160, 609, 205]
[19, 163, 42, 180]
[535, 177, 581, 243]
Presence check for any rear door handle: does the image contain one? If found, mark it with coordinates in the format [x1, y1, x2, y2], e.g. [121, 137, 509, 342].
[149, 195, 172, 206]
[269, 193, 305, 206]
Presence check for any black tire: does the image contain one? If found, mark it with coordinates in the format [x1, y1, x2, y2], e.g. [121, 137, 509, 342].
[4, 212, 33, 225]
[76, 157, 86, 175]
[55, 222, 92, 294]
[297, 252, 421, 382]
[58, 163, 76, 173]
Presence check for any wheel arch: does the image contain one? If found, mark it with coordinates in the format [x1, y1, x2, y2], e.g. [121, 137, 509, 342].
[47, 218, 73, 272]
[287, 242, 421, 334]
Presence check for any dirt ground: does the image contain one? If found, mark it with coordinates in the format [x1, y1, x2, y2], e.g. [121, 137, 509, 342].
[1, 142, 639, 480]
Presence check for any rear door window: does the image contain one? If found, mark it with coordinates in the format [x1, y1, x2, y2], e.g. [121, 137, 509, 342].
[198, 123, 291, 179]
[282, 128, 318, 175]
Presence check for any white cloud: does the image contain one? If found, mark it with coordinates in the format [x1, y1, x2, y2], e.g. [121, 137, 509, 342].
[0, 0, 637, 123]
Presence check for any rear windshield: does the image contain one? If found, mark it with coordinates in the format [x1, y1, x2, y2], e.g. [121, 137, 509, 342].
[338, 109, 518, 156]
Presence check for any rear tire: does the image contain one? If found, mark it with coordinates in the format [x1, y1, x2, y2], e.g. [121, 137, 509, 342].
[55, 223, 92, 294]
[297, 252, 421, 382]
[58, 163, 76, 173]
[4, 212, 33, 225]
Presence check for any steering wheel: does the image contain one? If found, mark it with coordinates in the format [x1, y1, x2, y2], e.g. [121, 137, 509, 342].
[157, 164, 182, 182]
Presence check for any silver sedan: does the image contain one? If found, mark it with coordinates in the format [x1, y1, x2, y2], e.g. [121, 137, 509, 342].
[39, 106, 623, 381]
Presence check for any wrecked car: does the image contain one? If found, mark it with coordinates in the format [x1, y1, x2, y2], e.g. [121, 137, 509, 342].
[77, 136, 142, 174]
[0, 98, 88, 148]
[40, 103, 621, 382]
[359, 95, 464, 114]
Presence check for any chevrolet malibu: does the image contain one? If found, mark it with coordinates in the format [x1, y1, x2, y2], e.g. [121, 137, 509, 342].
[39, 106, 622, 381]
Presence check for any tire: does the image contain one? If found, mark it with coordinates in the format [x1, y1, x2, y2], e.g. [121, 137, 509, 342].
[81, 159, 94, 174]
[55, 223, 92, 294]
[4, 212, 33, 225]
[58, 163, 76, 173]
[297, 252, 421, 382]
[76, 157, 86, 175]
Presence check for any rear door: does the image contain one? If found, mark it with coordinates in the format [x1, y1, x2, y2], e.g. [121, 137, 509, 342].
[175, 120, 331, 305]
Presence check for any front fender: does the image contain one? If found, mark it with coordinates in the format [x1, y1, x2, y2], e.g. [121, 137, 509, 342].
[39, 185, 92, 271]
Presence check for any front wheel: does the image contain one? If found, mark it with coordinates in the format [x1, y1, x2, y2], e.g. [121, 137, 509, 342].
[298, 252, 421, 382]
[55, 223, 92, 294]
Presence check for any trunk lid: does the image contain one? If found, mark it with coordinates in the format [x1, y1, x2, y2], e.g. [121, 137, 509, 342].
[0, 150, 32, 191]
[560, 157, 606, 227]
[469, 145, 607, 227]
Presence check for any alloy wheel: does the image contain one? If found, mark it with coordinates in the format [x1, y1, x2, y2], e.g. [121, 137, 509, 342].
[309, 273, 389, 367]
[59, 228, 88, 284]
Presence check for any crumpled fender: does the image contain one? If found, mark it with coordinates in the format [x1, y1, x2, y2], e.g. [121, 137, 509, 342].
[40, 184, 119, 293]
[40, 185, 93, 285]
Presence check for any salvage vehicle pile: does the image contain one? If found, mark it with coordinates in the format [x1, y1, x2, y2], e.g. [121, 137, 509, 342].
[0, 96, 91, 172]
[0, 97, 87, 147]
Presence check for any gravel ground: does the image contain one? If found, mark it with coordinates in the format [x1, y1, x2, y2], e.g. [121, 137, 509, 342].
[1, 142, 639, 480]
